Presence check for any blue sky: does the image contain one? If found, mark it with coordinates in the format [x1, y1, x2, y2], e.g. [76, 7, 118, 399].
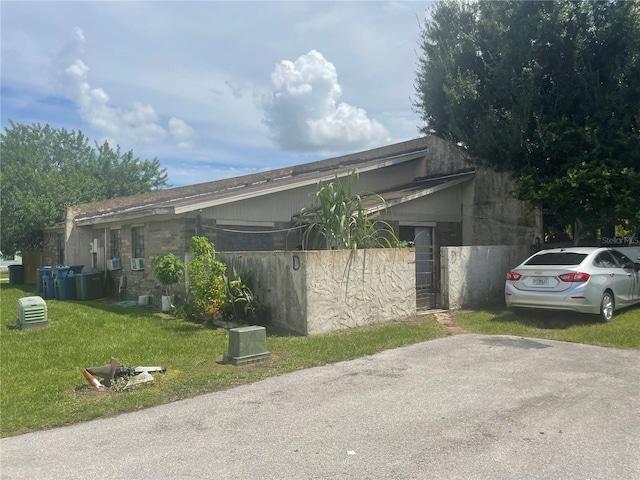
[1, 1, 431, 187]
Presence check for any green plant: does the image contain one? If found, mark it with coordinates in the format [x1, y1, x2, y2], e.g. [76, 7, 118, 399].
[186, 236, 227, 319]
[298, 169, 399, 250]
[152, 252, 185, 297]
[222, 268, 264, 324]
[392, 240, 410, 248]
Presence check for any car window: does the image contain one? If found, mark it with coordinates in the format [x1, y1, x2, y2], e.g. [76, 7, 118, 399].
[610, 250, 634, 268]
[593, 251, 618, 268]
[524, 252, 587, 266]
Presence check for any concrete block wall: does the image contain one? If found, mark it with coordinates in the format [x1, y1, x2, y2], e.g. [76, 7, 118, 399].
[441, 245, 533, 310]
[219, 248, 416, 336]
[219, 251, 307, 334]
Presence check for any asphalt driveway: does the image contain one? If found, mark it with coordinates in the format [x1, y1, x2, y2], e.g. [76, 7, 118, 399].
[1, 334, 639, 479]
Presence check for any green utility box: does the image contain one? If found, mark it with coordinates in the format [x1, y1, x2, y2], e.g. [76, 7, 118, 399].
[224, 326, 271, 366]
[17, 296, 48, 330]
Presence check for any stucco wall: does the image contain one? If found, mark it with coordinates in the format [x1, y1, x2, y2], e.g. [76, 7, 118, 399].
[466, 169, 543, 246]
[441, 245, 534, 310]
[219, 251, 308, 335]
[219, 249, 416, 336]
[305, 249, 416, 335]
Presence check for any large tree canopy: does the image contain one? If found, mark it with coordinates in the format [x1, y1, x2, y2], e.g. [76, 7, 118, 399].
[415, 0, 640, 238]
[1, 121, 168, 254]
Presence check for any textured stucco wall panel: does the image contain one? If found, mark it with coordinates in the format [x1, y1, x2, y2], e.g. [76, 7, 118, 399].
[441, 245, 533, 309]
[305, 249, 416, 335]
[219, 249, 415, 336]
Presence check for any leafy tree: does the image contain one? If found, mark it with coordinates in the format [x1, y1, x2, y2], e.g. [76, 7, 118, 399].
[152, 253, 185, 297]
[414, 0, 640, 239]
[0, 121, 168, 254]
[298, 169, 398, 250]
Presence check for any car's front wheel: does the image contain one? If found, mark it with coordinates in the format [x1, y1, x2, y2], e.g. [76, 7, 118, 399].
[599, 290, 614, 322]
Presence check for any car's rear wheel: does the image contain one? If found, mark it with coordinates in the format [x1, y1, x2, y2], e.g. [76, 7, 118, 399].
[599, 290, 614, 322]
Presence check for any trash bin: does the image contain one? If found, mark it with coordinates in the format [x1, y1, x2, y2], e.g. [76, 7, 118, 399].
[37, 267, 52, 294]
[42, 275, 55, 299]
[52, 266, 71, 280]
[54, 275, 77, 300]
[7, 265, 24, 284]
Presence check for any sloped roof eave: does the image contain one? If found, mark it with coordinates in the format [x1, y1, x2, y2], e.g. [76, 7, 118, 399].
[365, 170, 475, 214]
[75, 207, 175, 227]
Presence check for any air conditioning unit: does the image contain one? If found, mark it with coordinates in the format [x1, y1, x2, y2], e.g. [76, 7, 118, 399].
[107, 258, 122, 271]
[17, 296, 48, 329]
[131, 258, 145, 271]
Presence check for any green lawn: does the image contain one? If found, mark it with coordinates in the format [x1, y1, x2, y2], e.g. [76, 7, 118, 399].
[3, 282, 638, 438]
[454, 305, 640, 349]
[0, 284, 448, 438]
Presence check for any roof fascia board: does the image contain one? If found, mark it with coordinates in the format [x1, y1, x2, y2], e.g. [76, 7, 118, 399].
[173, 149, 428, 214]
[75, 208, 174, 226]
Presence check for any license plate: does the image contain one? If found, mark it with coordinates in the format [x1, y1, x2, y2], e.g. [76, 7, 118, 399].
[533, 277, 549, 286]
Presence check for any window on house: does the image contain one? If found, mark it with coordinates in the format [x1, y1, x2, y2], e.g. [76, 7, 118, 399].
[111, 229, 121, 259]
[57, 233, 65, 265]
[132, 226, 145, 258]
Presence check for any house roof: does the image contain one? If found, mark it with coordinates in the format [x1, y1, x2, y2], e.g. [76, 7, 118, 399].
[73, 136, 472, 227]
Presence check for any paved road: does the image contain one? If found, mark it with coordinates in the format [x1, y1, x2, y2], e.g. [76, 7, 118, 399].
[2, 334, 639, 479]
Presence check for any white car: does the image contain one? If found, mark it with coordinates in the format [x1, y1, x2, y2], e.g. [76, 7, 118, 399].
[505, 247, 640, 322]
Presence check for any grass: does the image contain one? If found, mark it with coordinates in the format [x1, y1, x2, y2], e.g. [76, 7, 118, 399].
[0, 284, 448, 438]
[453, 305, 640, 349]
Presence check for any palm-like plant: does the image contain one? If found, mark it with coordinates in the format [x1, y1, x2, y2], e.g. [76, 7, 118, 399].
[298, 169, 398, 250]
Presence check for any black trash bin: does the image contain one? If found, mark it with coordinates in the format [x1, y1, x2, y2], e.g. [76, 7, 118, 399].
[8, 265, 25, 284]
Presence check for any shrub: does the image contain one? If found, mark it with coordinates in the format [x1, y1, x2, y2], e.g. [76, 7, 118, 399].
[221, 268, 264, 324]
[186, 236, 227, 320]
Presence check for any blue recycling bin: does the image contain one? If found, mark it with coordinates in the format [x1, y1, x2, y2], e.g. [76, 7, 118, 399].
[37, 267, 52, 294]
[7, 265, 24, 284]
[52, 267, 71, 279]
[54, 275, 76, 300]
[42, 275, 55, 299]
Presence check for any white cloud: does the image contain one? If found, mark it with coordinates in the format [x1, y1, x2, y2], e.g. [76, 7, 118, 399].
[62, 28, 193, 147]
[168, 117, 195, 149]
[262, 50, 390, 152]
[73, 26, 86, 44]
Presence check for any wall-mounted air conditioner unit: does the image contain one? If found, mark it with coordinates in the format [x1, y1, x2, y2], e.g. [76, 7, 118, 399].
[107, 259, 122, 271]
[131, 258, 145, 271]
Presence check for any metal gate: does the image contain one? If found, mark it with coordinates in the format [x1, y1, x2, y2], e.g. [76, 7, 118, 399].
[413, 228, 439, 310]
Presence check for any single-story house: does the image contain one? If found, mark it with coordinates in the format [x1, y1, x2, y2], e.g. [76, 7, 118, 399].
[43, 135, 542, 309]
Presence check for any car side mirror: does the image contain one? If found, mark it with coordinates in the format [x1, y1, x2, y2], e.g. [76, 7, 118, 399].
[635, 263, 640, 272]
